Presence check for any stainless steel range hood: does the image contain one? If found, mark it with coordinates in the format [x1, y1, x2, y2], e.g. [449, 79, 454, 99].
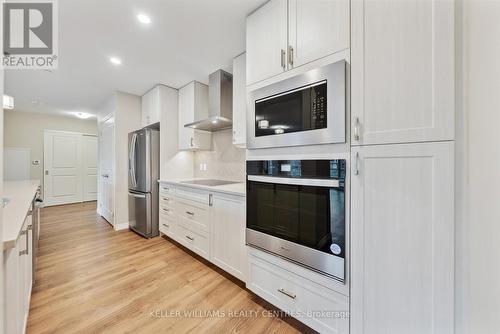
[184, 69, 233, 132]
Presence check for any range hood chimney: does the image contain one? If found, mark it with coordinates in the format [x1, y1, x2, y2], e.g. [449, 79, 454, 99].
[184, 69, 233, 132]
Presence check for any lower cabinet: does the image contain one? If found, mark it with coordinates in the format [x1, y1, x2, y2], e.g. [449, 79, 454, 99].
[158, 183, 247, 280]
[4, 215, 33, 334]
[247, 248, 349, 334]
[210, 193, 247, 281]
[350, 141, 454, 333]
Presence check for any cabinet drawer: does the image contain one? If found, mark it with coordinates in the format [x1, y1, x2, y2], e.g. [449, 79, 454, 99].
[176, 224, 209, 260]
[159, 217, 175, 238]
[159, 184, 175, 195]
[159, 204, 175, 218]
[159, 194, 174, 206]
[176, 200, 209, 230]
[248, 254, 349, 334]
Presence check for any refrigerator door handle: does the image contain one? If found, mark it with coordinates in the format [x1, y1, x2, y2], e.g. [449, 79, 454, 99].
[129, 133, 138, 187]
[128, 192, 146, 199]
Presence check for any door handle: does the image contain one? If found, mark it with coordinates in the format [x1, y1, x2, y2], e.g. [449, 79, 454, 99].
[128, 192, 146, 199]
[288, 46, 294, 66]
[354, 152, 360, 175]
[353, 117, 361, 141]
[280, 49, 286, 70]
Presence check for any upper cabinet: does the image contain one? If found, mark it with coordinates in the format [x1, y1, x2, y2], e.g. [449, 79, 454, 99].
[178, 81, 212, 151]
[141, 86, 161, 127]
[246, 0, 287, 85]
[232, 53, 246, 147]
[351, 0, 455, 145]
[246, 0, 349, 86]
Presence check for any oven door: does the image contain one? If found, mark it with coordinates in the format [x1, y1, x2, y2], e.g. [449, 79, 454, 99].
[247, 60, 346, 149]
[246, 176, 345, 280]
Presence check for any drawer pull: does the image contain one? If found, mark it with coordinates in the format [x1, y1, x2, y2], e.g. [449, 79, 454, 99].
[185, 211, 194, 216]
[162, 208, 170, 212]
[162, 197, 170, 201]
[186, 235, 194, 241]
[162, 223, 170, 228]
[278, 288, 296, 300]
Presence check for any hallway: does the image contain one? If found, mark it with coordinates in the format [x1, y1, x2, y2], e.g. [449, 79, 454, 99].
[26, 202, 312, 333]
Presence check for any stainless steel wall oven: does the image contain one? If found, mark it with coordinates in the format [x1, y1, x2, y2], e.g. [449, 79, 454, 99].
[246, 159, 346, 281]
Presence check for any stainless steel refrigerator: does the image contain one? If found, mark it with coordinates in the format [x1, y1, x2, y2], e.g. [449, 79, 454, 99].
[128, 128, 160, 238]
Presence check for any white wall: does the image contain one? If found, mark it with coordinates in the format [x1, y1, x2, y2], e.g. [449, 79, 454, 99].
[456, 1, 500, 333]
[113, 92, 141, 229]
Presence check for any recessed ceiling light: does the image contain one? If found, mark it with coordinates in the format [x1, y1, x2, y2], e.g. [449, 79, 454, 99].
[73, 112, 93, 119]
[137, 14, 151, 25]
[109, 57, 122, 65]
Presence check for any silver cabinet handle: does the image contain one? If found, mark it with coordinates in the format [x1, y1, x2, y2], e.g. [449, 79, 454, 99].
[185, 211, 194, 216]
[353, 117, 361, 141]
[186, 235, 194, 241]
[45, 170, 49, 175]
[354, 152, 360, 175]
[19, 229, 28, 256]
[288, 46, 294, 66]
[277, 288, 296, 299]
[162, 208, 170, 212]
[101, 174, 109, 178]
[162, 186, 169, 191]
[162, 197, 170, 201]
[162, 223, 170, 228]
[190, 137, 194, 147]
[280, 49, 286, 70]
[209, 194, 213, 207]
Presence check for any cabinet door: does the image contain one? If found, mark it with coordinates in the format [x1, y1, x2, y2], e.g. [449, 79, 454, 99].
[210, 195, 246, 281]
[141, 87, 160, 126]
[351, 0, 454, 145]
[178, 82, 211, 151]
[288, 0, 349, 68]
[350, 142, 454, 334]
[232, 53, 246, 147]
[246, 0, 288, 85]
[141, 90, 152, 127]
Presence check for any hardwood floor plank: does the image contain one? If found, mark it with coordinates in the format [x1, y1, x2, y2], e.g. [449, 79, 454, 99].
[27, 202, 315, 334]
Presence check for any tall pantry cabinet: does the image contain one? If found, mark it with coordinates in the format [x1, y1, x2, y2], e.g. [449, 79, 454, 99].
[350, 0, 455, 333]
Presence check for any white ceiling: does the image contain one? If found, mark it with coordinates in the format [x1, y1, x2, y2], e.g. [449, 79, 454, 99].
[5, 0, 266, 118]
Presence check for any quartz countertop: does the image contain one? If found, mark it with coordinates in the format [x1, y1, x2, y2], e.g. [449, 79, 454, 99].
[159, 178, 246, 197]
[3, 180, 40, 249]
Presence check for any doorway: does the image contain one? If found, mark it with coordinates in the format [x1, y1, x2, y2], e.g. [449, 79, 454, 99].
[43, 130, 98, 206]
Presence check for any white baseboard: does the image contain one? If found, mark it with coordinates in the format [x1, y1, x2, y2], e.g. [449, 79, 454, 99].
[114, 222, 129, 231]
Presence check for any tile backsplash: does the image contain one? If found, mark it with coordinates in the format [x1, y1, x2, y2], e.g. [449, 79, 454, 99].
[193, 129, 246, 182]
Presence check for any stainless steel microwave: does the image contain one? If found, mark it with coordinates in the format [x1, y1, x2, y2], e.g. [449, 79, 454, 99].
[246, 60, 346, 149]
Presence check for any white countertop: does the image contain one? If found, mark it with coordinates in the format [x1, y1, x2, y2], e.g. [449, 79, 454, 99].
[3, 180, 40, 250]
[159, 179, 246, 197]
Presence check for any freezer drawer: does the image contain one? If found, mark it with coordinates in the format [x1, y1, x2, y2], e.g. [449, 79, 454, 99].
[128, 191, 159, 238]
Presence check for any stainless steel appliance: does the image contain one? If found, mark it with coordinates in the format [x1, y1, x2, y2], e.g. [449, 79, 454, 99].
[128, 128, 160, 238]
[184, 69, 233, 131]
[246, 159, 346, 281]
[247, 60, 346, 149]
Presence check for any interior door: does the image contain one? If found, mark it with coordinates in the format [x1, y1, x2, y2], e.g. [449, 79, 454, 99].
[43, 131, 83, 206]
[83, 135, 98, 201]
[98, 117, 114, 224]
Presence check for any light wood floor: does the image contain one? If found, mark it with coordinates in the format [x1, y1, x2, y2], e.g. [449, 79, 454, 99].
[27, 202, 315, 334]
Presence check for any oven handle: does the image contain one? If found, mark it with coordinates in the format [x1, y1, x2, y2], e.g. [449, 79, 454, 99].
[247, 175, 340, 188]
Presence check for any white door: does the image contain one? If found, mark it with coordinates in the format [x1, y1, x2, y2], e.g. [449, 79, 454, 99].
[82, 135, 98, 201]
[98, 118, 115, 224]
[246, 0, 288, 85]
[43, 131, 83, 206]
[350, 142, 454, 334]
[288, 0, 349, 68]
[351, 0, 454, 145]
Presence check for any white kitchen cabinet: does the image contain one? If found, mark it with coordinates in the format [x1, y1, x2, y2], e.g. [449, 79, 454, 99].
[288, 0, 349, 68]
[247, 248, 349, 334]
[178, 81, 212, 151]
[4, 215, 33, 334]
[351, 0, 454, 145]
[246, 0, 287, 85]
[232, 53, 247, 147]
[210, 193, 247, 282]
[350, 142, 454, 334]
[246, 0, 349, 85]
[141, 86, 161, 127]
